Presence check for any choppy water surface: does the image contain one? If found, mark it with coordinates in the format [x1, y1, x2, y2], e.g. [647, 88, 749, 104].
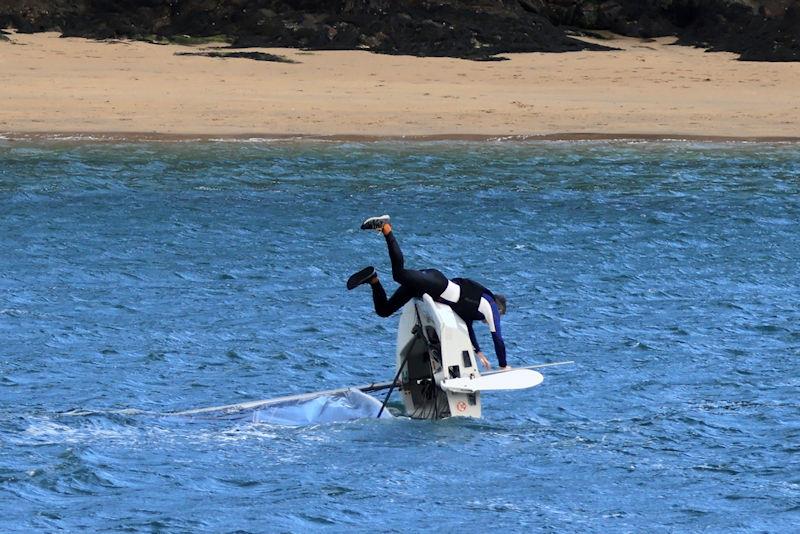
[1, 139, 799, 532]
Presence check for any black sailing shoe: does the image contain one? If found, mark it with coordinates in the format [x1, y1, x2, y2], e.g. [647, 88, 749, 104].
[347, 266, 376, 290]
[360, 214, 390, 231]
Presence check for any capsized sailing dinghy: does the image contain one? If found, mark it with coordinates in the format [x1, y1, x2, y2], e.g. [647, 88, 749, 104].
[393, 294, 545, 419]
[174, 294, 569, 421]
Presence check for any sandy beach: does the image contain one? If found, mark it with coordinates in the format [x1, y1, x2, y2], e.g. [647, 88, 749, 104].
[2, 31, 799, 139]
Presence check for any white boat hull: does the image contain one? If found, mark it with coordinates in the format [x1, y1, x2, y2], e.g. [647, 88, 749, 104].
[396, 294, 482, 418]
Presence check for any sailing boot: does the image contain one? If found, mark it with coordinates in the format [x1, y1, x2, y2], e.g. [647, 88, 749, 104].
[360, 214, 390, 231]
[347, 266, 377, 290]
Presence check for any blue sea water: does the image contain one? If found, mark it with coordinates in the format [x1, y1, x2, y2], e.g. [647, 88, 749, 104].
[1, 138, 799, 532]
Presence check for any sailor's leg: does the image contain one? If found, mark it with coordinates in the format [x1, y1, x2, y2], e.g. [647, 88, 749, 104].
[370, 279, 413, 317]
[382, 225, 447, 297]
[394, 268, 449, 300]
[383, 227, 407, 282]
[410, 268, 449, 297]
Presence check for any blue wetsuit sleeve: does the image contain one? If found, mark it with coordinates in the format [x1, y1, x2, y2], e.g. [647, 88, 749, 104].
[466, 320, 481, 352]
[488, 299, 507, 367]
[491, 331, 507, 368]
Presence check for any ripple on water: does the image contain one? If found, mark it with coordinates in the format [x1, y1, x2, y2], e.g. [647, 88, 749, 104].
[1, 140, 799, 531]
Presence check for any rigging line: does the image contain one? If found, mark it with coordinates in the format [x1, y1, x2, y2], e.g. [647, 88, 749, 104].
[377, 353, 408, 419]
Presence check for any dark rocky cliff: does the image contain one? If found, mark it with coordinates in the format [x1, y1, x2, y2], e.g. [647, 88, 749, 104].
[0, 0, 613, 59]
[1, 0, 798, 61]
[527, 0, 800, 61]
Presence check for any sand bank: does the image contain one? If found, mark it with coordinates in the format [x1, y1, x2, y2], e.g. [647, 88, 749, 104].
[2, 31, 799, 139]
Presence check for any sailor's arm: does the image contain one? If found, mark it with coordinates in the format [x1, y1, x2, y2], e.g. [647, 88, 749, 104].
[467, 321, 492, 370]
[484, 297, 509, 368]
[491, 330, 507, 368]
[467, 320, 480, 352]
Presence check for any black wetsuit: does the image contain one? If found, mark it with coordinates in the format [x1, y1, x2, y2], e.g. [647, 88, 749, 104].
[369, 231, 508, 367]
[370, 231, 448, 317]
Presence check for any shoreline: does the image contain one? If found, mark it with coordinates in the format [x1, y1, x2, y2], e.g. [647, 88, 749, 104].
[3, 132, 800, 143]
[3, 32, 800, 140]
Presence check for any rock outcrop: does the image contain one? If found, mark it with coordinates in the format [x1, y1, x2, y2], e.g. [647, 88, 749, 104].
[528, 0, 800, 61]
[0, 0, 611, 59]
[1, 0, 798, 61]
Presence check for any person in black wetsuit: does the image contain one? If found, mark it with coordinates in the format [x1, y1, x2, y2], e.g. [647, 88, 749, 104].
[347, 215, 509, 370]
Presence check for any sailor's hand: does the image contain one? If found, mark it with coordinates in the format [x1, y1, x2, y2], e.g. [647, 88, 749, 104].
[477, 351, 491, 370]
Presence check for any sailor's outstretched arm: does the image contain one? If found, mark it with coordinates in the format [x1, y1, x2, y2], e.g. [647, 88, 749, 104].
[491, 331, 507, 368]
[485, 298, 508, 368]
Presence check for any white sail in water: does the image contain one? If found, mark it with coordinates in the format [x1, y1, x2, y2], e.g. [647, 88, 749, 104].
[175, 388, 392, 425]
